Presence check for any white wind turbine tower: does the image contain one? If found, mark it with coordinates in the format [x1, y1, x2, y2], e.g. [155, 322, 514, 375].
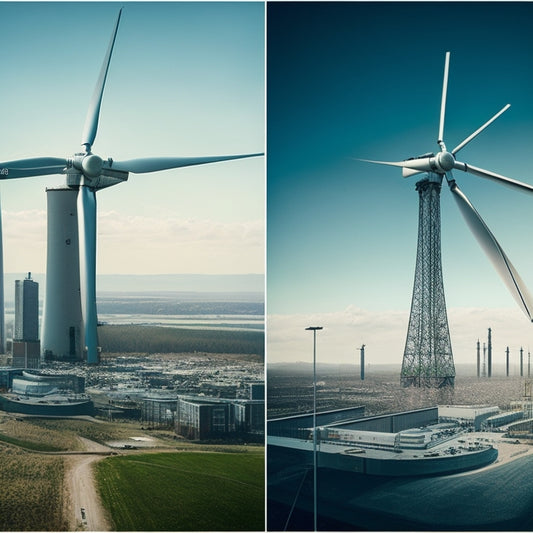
[361, 52, 533, 386]
[0, 9, 263, 364]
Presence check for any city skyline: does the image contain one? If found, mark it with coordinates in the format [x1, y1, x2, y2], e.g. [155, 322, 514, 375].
[1, 2, 265, 277]
[267, 2, 533, 365]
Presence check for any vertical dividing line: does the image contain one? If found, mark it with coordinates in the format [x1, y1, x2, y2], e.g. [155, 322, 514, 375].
[313, 329, 317, 532]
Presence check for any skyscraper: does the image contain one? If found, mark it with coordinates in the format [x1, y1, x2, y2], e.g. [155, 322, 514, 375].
[14, 273, 39, 342]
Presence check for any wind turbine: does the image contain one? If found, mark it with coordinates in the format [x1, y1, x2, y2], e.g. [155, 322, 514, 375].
[361, 52, 533, 386]
[0, 9, 263, 364]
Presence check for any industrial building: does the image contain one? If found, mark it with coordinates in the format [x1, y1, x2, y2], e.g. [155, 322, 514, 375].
[0, 368, 24, 391]
[141, 397, 178, 428]
[268, 405, 499, 478]
[438, 404, 500, 430]
[268, 406, 366, 439]
[139, 381, 265, 440]
[176, 396, 233, 440]
[0, 369, 92, 416]
[11, 340, 40, 370]
[175, 395, 264, 441]
[249, 381, 265, 400]
[11, 371, 85, 396]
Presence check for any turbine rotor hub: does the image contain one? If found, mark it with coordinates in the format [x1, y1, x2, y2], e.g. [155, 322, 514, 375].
[436, 151, 455, 172]
[81, 154, 104, 178]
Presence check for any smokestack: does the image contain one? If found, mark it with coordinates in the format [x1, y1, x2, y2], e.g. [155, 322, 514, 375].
[506, 346, 510, 377]
[520, 347, 524, 377]
[483, 343, 487, 378]
[488, 328, 492, 378]
[360, 344, 365, 381]
[476, 339, 480, 378]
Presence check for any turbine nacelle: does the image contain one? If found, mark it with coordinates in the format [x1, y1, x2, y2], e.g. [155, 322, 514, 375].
[68, 153, 128, 190]
[401, 151, 455, 177]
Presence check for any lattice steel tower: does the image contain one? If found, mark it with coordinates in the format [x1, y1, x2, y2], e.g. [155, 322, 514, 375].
[401, 173, 455, 387]
[361, 52, 533, 387]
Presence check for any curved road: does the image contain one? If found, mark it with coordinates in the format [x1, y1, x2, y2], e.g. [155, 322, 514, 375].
[64, 437, 113, 531]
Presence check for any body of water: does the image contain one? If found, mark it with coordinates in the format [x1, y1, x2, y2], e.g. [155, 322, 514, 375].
[5, 313, 264, 334]
[98, 313, 264, 331]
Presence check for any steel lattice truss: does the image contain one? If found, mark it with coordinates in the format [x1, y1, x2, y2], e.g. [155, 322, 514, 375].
[401, 174, 456, 388]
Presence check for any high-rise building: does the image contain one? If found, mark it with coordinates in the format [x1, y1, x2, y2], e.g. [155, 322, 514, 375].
[14, 273, 39, 342]
[13, 273, 40, 369]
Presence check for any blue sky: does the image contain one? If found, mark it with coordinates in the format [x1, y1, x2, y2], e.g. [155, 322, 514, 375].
[1, 2, 264, 278]
[267, 2, 533, 366]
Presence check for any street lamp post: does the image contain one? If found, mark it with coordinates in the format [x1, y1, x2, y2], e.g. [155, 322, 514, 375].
[306, 326, 323, 531]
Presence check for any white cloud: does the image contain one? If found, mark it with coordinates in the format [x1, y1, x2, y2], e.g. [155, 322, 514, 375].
[3, 209, 47, 272]
[97, 211, 264, 275]
[2, 209, 264, 275]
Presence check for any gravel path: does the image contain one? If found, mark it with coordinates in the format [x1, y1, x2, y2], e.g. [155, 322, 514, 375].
[64, 437, 114, 531]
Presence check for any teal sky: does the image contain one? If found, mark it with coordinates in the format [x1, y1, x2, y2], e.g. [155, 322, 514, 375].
[1, 2, 264, 276]
[267, 2, 533, 365]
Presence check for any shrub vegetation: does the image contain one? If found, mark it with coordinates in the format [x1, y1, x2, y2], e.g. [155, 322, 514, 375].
[0, 417, 80, 451]
[0, 445, 66, 531]
[99, 325, 264, 357]
[25, 418, 145, 445]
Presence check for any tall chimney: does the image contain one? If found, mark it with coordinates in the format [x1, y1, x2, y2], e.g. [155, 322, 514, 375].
[360, 344, 365, 381]
[506, 346, 510, 377]
[488, 328, 492, 378]
[476, 339, 480, 378]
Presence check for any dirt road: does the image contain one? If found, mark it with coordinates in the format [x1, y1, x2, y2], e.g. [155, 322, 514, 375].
[64, 437, 114, 531]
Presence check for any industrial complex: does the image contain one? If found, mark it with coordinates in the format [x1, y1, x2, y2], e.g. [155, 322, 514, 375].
[0, 359, 264, 442]
[267, 405, 512, 477]
[0, 270, 265, 443]
[268, 400, 533, 529]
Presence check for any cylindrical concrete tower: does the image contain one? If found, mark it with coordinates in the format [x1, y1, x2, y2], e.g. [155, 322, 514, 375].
[41, 188, 83, 361]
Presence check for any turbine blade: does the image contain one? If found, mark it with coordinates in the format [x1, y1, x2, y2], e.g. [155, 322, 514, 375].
[0, 157, 68, 178]
[403, 167, 424, 178]
[358, 157, 433, 172]
[438, 51, 450, 147]
[108, 153, 263, 174]
[1, 157, 68, 169]
[452, 104, 511, 155]
[81, 9, 122, 150]
[450, 181, 533, 321]
[453, 160, 533, 194]
[77, 185, 99, 364]
[0, 167, 67, 179]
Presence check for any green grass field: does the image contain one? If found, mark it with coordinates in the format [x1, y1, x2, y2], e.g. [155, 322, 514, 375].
[95, 450, 264, 531]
